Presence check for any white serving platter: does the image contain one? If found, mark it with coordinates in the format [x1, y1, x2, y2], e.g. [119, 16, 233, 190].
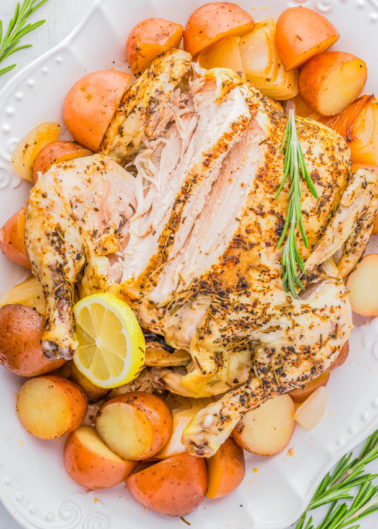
[0, 0, 378, 528]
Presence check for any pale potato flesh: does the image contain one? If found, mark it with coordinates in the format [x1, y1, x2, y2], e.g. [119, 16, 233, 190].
[96, 402, 153, 460]
[233, 395, 296, 456]
[17, 377, 72, 439]
[75, 425, 125, 463]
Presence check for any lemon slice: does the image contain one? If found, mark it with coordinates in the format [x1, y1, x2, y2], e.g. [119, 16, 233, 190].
[73, 293, 145, 389]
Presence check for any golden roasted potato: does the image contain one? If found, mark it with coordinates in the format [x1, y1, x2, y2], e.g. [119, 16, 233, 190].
[64, 426, 137, 489]
[96, 391, 172, 460]
[0, 304, 64, 377]
[207, 437, 245, 499]
[0, 209, 31, 268]
[126, 452, 207, 517]
[17, 375, 88, 440]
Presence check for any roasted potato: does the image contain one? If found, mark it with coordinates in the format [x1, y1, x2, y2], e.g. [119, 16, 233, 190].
[298, 52, 367, 116]
[11, 122, 61, 182]
[207, 436, 245, 499]
[0, 209, 31, 268]
[33, 141, 92, 183]
[0, 304, 64, 377]
[96, 391, 172, 460]
[346, 254, 378, 316]
[126, 18, 183, 76]
[232, 395, 296, 456]
[126, 452, 207, 517]
[63, 70, 132, 151]
[64, 425, 137, 489]
[275, 7, 339, 71]
[184, 2, 255, 57]
[17, 375, 88, 439]
[290, 371, 330, 403]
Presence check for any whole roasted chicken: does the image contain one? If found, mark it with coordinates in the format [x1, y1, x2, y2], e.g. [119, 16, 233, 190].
[25, 49, 378, 456]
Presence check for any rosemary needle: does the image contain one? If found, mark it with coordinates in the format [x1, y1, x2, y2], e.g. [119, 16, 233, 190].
[296, 430, 378, 529]
[275, 109, 318, 297]
[0, 0, 48, 78]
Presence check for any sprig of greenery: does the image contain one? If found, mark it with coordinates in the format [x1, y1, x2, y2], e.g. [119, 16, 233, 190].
[0, 0, 48, 77]
[296, 430, 378, 529]
[275, 109, 318, 297]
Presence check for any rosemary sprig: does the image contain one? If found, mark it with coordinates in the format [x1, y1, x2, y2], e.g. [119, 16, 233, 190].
[296, 430, 378, 529]
[0, 0, 48, 78]
[275, 109, 318, 297]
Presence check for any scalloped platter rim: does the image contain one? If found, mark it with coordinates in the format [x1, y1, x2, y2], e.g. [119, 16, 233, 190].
[1, 0, 378, 528]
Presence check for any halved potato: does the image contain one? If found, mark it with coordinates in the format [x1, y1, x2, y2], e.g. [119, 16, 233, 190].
[126, 18, 183, 76]
[184, 2, 255, 57]
[96, 391, 172, 460]
[232, 395, 296, 456]
[295, 386, 327, 431]
[0, 277, 45, 315]
[32, 141, 92, 183]
[207, 437, 245, 499]
[290, 372, 330, 403]
[17, 375, 88, 439]
[126, 452, 207, 517]
[64, 425, 137, 489]
[63, 70, 132, 151]
[298, 52, 367, 116]
[0, 304, 64, 377]
[346, 254, 378, 316]
[197, 36, 245, 79]
[275, 7, 339, 71]
[11, 122, 61, 182]
[0, 208, 31, 268]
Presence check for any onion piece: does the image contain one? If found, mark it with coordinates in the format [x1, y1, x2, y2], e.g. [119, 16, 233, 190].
[294, 386, 327, 431]
[0, 276, 45, 315]
[321, 95, 378, 165]
[196, 36, 245, 80]
[156, 397, 213, 459]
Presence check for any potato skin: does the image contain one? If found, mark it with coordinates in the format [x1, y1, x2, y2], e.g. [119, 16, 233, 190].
[290, 371, 330, 403]
[33, 141, 92, 183]
[64, 427, 137, 489]
[184, 2, 255, 57]
[63, 70, 131, 151]
[275, 7, 339, 71]
[298, 52, 367, 115]
[126, 18, 183, 77]
[207, 437, 245, 499]
[0, 209, 31, 269]
[126, 452, 207, 516]
[100, 392, 173, 458]
[330, 341, 349, 371]
[0, 304, 65, 377]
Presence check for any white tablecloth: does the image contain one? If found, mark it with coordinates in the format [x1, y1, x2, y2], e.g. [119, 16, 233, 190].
[1, 1, 378, 528]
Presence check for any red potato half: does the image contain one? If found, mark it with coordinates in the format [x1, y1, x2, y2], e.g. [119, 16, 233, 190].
[17, 375, 88, 440]
[63, 70, 132, 152]
[126, 18, 183, 77]
[96, 392, 172, 460]
[0, 208, 31, 268]
[298, 52, 367, 116]
[275, 7, 339, 71]
[184, 2, 255, 58]
[64, 426, 137, 489]
[0, 304, 64, 377]
[330, 341, 349, 371]
[126, 452, 207, 517]
[232, 395, 296, 456]
[32, 141, 92, 183]
[346, 254, 378, 316]
[207, 437, 245, 499]
[290, 372, 330, 403]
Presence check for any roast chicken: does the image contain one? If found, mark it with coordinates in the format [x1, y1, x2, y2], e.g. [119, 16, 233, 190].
[25, 49, 378, 456]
